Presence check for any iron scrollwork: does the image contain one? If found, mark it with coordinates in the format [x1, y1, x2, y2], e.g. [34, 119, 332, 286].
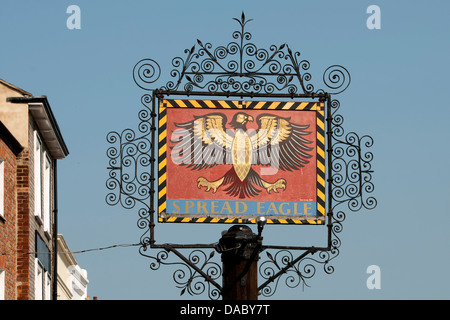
[105, 12, 376, 299]
[106, 92, 155, 247]
[258, 212, 346, 297]
[329, 98, 376, 212]
[140, 246, 222, 299]
[160, 12, 318, 97]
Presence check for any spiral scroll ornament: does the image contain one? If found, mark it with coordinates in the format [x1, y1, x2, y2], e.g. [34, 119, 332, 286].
[322, 65, 351, 94]
[133, 59, 161, 90]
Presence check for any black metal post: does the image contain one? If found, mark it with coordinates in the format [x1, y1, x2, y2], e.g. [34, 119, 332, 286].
[326, 94, 333, 249]
[52, 159, 58, 300]
[219, 225, 262, 300]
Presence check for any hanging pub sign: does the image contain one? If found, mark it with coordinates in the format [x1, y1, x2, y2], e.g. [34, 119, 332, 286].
[158, 99, 325, 225]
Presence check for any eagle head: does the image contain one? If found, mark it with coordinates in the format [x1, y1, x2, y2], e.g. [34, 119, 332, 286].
[229, 112, 254, 130]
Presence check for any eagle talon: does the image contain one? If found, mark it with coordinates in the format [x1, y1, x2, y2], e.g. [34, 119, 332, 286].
[262, 178, 286, 194]
[197, 177, 224, 193]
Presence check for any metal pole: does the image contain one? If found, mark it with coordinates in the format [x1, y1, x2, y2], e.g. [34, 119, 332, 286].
[52, 159, 58, 300]
[219, 225, 262, 300]
[326, 94, 333, 249]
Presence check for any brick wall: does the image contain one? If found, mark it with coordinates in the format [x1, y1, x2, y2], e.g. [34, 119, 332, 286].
[0, 138, 18, 300]
[16, 146, 30, 300]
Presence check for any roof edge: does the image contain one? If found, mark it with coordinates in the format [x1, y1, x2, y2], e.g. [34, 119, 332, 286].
[0, 78, 33, 97]
[7, 96, 69, 158]
[57, 234, 78, 266]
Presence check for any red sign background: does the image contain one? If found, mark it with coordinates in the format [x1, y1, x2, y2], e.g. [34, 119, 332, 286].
[165, 107, 318, 203]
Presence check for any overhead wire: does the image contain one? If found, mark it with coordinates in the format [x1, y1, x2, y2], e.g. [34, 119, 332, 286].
[0, 243, 141, 256]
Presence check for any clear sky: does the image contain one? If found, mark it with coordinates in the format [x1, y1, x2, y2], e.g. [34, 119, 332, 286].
[1, 0, 449, 300]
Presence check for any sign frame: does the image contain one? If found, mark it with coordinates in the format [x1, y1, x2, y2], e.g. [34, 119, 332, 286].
[157, 98, 325, 225]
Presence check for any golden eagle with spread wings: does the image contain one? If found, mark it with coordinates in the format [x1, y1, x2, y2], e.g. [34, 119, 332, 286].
[170, 112, 314, 199]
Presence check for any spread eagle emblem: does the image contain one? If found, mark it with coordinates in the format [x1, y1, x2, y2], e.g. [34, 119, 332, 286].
[170, 112, 314, 199]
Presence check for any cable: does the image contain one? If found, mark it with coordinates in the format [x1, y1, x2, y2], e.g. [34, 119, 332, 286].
[0, 243, 141, 256]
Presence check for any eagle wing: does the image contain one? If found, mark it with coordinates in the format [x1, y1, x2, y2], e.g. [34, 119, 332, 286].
[170, 113, 234, 170]
[251, 114, 314, 171]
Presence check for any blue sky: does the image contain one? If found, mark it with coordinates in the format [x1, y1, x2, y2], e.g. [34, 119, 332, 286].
[1, 0, 449, 300]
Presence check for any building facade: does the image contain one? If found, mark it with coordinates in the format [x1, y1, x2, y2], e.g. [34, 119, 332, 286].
[0, 78, 69, 300]
[56, 234, 89, 300]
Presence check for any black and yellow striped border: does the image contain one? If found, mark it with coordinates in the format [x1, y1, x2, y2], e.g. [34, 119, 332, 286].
[158, 99, 325, 225]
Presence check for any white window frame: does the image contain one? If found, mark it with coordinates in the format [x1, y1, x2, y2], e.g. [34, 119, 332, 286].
[44, 271, 51, 300]
[43, 153, 51, 236]
[0, 267, 5, 300]
[34, 131, 43, 223]
[0, 157, 4, 219]
[35, 258, 44, 300]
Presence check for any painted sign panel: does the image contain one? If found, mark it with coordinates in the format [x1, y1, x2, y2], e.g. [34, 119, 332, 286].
[158, 99, 325, 225]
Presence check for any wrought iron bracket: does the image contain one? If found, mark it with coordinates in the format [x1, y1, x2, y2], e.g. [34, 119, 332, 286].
[106, 12, 376, 299]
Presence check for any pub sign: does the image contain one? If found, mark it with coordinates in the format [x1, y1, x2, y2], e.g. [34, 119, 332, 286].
[158, 99, 325, 225]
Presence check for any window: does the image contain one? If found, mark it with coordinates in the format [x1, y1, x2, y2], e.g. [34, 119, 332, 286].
[0, 268, 5, 300]
[34, 262, 52, 300]
[44, 271, 51, 300]
[35, 233, 51, 300]
[35, 259, 43, 300]
[43, 153, 51, 235]
[0, 157, 4, 219]
[34, 131, 42, 221]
